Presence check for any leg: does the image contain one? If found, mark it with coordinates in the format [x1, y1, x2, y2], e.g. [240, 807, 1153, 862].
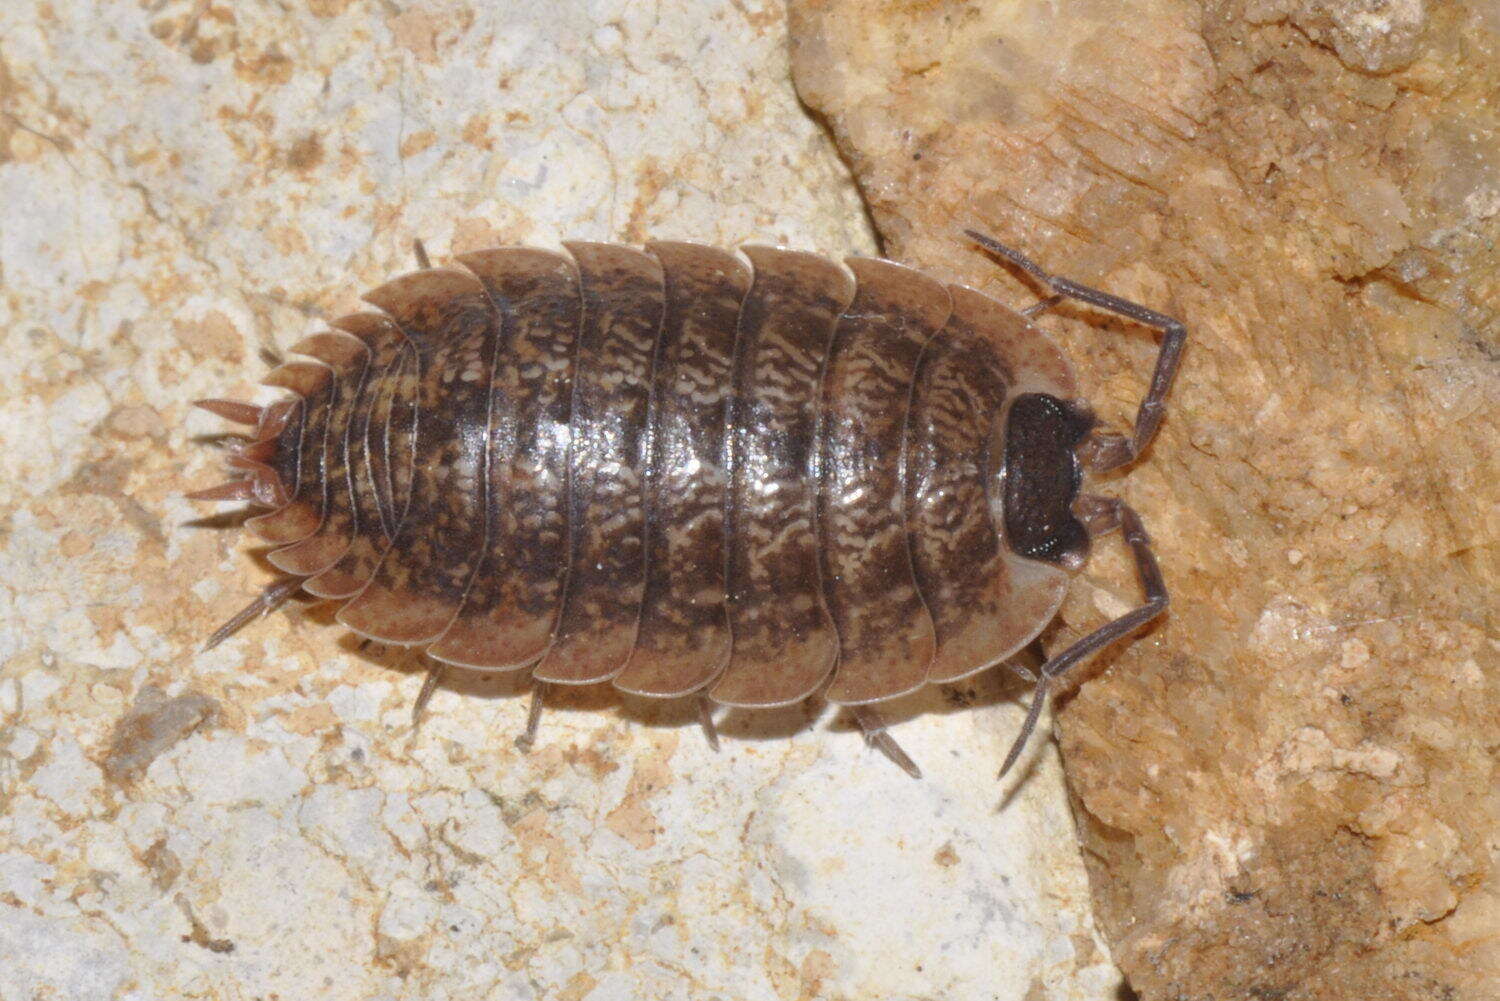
[413, 238, 432, 270]
[1074, 492, 1123, 534]
[696, 694, 721, 752]
[515, 680, 550, 751]
[1003, 637, 1048, 685]
[965, 230, 1187, 473]
[203, 576, 304, 651]
[1020, 294, 1064, 319]
[852, 705, 923, 780]
[411, 660, 446, 728]
[998, 498, 1168, 779]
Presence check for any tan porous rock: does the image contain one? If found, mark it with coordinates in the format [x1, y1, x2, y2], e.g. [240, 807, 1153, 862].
[790, 0, 1498, 997]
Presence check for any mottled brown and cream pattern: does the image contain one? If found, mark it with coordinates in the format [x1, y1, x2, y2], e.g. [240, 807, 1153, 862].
[615, 242, 750, 697]
[266, 331, 369, 577]
[303, 315, 409, 599]
[533, 243, 665, 685]
[819, 257, 950, 704]
[906, 285, 1070, 683]
[338, 269, 496, 644]
[713, 247, 855, 706]
[430, 249, 581, 670]
[210, 241, 1087, 713]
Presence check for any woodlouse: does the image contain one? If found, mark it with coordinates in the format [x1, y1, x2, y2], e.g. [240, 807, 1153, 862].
[192, 232, 1185, 777]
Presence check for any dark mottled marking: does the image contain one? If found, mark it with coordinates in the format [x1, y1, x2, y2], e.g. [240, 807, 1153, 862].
[615, 242, 750, 697]
[303, 314, 409, 599]
[532, 243, 665, 685]
[339, 270, 496, 644]
[199, 234, 1192, 757]
[712, 247, 855, 707]
[820, 258, 950, 704]
[197, 235, 1186, 783]
[430, 248, 582, 670]
[267, 332, 369, 577]
[906, 286, 1068, 683]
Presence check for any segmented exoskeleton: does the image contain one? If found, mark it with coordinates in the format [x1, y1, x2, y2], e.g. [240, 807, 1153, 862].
[192, 232, 1185, 777]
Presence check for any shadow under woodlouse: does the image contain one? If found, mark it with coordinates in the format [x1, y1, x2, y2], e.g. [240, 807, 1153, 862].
[336, 597, 1052, 754]
[186, 516, 1154, 774]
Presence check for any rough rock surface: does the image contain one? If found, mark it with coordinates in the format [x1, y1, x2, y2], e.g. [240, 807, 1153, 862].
[1, 2, 1125, 998]
[789, 0, 1498, 997]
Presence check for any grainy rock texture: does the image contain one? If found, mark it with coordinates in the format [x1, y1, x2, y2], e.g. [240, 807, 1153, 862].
[1, 2, 1126, 999]
[789, 0, 1498, 997]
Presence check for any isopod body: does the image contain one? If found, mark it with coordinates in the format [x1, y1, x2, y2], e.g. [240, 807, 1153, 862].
[194, 233, 1184, 774]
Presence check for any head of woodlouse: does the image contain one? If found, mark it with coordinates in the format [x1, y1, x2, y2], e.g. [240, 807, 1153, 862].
[996, 392, 1098, 573]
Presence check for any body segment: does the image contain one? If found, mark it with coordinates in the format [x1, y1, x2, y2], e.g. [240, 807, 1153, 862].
[818, 257, 948, 704]
[430, 248, 581, 670]
[337, 269, 496, 645]
[713, 246, 854, 707]
[533, 242, 664, 685]
[616, 242, 750, 697]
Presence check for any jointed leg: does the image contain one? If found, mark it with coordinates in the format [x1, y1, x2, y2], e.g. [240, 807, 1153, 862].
[853, 705, 923, 780]
[203, 576, 305, 651]
[697, 695, 722, 752]
[515, 680, 550, 751]
[998, 497, 1169, 779]
[1020, 294, 1064, 319]
[1003, 637, 1048, 685]
[966, 230, 1187, 473]
[411, 660, 446, 728]
[413, 238, 432, 270]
